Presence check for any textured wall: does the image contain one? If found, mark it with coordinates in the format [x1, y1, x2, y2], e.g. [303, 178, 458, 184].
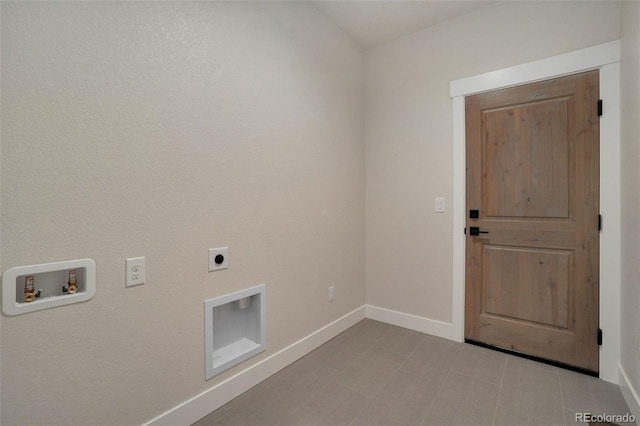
[620, 0, 640, 410]
[0, 2, 364, 424]
[365, 1, 621, 322]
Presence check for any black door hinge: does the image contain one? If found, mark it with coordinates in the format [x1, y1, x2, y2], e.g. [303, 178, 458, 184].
[598, 100, 603, 116]
[464, 227, 466, 235]
[597, 328, 603, 346]
[599, 214, 602, 231]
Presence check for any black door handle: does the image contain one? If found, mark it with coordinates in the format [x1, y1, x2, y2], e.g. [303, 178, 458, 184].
[469, 227, 489, 236]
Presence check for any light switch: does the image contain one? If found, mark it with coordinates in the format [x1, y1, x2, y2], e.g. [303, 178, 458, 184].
[435, 197, 445, 213]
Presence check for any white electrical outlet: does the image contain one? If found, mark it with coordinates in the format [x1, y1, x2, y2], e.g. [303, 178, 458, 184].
[208, 247, 229, 272]
[126, 257, 146, 287]
[328, 286, 335, 302]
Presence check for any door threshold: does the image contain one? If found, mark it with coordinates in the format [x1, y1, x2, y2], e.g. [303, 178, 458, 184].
[464, 338, 599, 378]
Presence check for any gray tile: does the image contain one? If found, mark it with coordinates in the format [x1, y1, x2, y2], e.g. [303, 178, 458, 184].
[233, 392, 308, 425]
[277, 380, 367, 426]
[353, 344, 407, 370]
[498, 357, 565, 425]
[312, 339, 365, 373]
[400, 335, 463, 384]
[351, 370, 440, 426]
[193, 412, 240, 426]
[276, 349, 342, 394]
[216, 377, 310, 426]
[494, 405, 555, 426]
[192, 405, 230, 426]
[222, 375, 289, 412]
[559, 369, 634, 422]
[564, 407, 579, 426]
[376, 369, 443, 402]
[351, 396, 429, 426]
[453, 343, 508, 385]
[336, 319, 391, 341]
[334, 346, 405, 397]
[422, 372, 500, 426]
[374, 325, 427, 357]
[335, 319, 398, 353]
[193, 321, 637, 426]
[564, 406, 600, 426]
[506, 354, 560, 375]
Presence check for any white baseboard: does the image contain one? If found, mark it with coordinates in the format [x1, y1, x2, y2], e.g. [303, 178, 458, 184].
[144, 305, 366, 426]
[619, 365, 640, 425]
[365, 305, 456, 341]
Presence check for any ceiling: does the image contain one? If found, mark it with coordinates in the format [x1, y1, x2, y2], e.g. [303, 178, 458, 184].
[311, 1, 496, 49]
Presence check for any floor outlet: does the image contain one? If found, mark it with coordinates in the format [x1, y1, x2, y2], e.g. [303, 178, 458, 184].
[126, 257, 146, 287]
[328, 286, 335, 302]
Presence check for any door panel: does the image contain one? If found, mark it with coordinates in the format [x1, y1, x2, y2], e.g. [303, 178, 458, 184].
[483, 246, 570, 329]
[465, 70, 599, 372]
[484, 99, 570, 218]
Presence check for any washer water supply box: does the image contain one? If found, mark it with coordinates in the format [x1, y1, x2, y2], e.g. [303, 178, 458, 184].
[2, 259, 96, 316]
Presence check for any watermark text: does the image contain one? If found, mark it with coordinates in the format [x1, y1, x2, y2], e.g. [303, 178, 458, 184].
[575, 412, 636, 423]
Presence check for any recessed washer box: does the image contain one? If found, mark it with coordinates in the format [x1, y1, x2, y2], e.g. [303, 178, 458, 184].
[204, 284, 266, 379]
[2, 259, 96, 316]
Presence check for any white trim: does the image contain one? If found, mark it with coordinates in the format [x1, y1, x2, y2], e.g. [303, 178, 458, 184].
[452, 101, 467, 348]
[451, 95, 466, 343]
[144, 306, 366, 426]
[450, 40, 620, 97]
[366, 305, 455, 341]
[599, 62, 621, 384]
[450, 41, 621, 383]
[620, 366, 640, 425]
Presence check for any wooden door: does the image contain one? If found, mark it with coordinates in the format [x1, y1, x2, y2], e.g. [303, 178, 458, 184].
[465, 70, 600, 373]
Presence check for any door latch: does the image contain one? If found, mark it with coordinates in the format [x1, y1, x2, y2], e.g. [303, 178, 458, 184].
[469, 227, 489, 236]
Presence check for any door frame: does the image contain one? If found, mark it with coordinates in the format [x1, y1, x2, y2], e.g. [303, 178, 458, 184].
[450, 40, 621, 384]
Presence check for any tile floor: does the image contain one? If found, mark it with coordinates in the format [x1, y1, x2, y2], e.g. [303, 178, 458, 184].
[194, 319, 635, 426]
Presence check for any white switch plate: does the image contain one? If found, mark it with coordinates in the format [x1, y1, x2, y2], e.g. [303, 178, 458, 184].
[328, 286, 335, 302]
[126, 257, 146, 287]
[435, 197, 445, 213]
[208, 247, 229, 272]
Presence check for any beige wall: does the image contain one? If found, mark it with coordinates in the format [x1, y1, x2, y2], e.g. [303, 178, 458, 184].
[0, 2, 364, 424]
[365, 1, 621, 322]
[620, 0, 640, 410]
[3, 1, 637, 424]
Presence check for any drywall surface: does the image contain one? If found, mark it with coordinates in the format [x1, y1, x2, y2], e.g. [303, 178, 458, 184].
[0, 2, 364, 424]
[620, 0, 640, 410]
[365, 1, 620, 322]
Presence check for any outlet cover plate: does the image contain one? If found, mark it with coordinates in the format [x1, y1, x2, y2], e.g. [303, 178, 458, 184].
[208, 247, 229, 272]
[126, 257, 146, 287]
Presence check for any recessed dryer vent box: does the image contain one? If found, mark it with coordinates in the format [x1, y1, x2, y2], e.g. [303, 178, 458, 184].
[204, 284, 266, 379]
[2, 259, 96, 316]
